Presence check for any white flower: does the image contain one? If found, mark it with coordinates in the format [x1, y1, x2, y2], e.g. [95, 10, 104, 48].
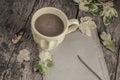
[79, 16, 97, 36]
[17, 49, 30, 63]
[39, 51, 52, 61]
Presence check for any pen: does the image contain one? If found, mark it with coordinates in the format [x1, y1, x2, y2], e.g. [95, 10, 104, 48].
[77, 55, 102, 80]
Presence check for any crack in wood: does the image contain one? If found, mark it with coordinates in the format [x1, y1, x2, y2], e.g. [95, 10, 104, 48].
[7, 0, 39, 66]
[23, 0, 39, 29]
[75, 7, 79, 18]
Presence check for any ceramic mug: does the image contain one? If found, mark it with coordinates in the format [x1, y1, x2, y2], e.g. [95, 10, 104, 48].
[31, 7, 79, 51]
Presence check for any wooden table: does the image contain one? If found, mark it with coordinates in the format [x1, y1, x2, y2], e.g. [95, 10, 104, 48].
[0, 0, 120, 80]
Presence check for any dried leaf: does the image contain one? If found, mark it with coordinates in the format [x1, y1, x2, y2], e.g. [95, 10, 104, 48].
[100, 32, 116, 52]
[17, 49, 30, 63]
[12, 28, 25, 44]
[12, 34, 22, 44]
[79, 16, 97, 36]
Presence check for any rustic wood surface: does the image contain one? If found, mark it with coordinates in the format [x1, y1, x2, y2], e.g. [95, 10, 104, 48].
[0, 0, 120, 80]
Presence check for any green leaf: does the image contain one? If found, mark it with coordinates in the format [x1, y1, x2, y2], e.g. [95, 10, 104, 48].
[74, 0, 118, 26]
[34, 61, 42, 72]
[40, 63, 48, 75]
[34, 61, 49, 75]
[34, 59, 53, 75]
[103, 8, 118, 25]
[85, 3, 98, 12]
[100, 32, 116, 53]
[103, 15, 113, 25]
[91, 5, 104, 16]
[47, 59, 54, 67]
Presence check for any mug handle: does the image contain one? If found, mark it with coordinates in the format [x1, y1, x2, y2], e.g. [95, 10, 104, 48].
[67, 19, 79, 34]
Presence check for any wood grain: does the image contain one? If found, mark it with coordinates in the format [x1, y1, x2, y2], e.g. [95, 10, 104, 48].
[0, 0, 120, 80]
[0, 0, 78, 80]
[0, 0, 40, 80]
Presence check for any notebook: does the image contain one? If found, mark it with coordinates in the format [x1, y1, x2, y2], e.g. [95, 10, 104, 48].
[45, 30, 110, 80]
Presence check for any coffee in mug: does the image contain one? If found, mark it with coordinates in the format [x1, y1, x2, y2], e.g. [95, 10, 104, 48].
[35, 14, 64, 37]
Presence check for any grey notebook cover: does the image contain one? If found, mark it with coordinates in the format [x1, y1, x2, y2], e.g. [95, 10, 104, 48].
[45, 30, 110, 80]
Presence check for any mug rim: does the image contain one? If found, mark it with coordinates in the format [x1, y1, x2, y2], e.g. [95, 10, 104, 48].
[31, 7, 69, 39]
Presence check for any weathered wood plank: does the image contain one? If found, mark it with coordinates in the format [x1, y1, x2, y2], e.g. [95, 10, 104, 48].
[1, 0, 119, 80]
[0, 0, 38, 79]
[114, 0, 120, 80]
[101, 0, 120, 80]
[0, 0, 78, 80]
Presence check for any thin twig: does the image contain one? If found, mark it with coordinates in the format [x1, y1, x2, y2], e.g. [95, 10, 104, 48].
[77, 55, 102, 80]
